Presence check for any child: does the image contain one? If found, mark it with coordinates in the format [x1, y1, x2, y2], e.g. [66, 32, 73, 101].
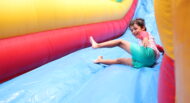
[90, 18, 163, 68]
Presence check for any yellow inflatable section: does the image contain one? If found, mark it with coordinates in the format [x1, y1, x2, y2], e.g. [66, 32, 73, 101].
[154, 0, 174, 59]
[0, 0, 132, 39]
[173, 1, 190, 102]
[155, 0, 190, 102]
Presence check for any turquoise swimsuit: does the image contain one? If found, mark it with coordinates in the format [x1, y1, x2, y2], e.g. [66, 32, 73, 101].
[130, 43, 156, 68]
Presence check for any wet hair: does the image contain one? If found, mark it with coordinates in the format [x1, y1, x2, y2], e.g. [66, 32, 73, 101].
[129, 18, 146, 31]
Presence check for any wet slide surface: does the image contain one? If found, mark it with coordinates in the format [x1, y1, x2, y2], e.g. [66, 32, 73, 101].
[0, 0, 162, 103]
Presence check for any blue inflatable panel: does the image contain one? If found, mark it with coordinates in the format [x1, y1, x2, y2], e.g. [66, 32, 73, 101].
[67, 64, 160, 103]
[0, 0, 162, 103]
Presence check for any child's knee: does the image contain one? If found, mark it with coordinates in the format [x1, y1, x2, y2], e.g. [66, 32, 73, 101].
[116, 58, 124, 64]
[116, 58, 132, 66]
[118, 39, 124, 43]
[118, 39, 125, 46]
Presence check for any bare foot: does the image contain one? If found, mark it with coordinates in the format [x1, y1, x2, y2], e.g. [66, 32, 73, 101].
[89, 36, 98, 48]
[94, 56, 103, 63]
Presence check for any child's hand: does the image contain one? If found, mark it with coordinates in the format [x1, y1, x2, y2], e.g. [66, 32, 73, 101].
[142, 37, 149, 47]
[143, 41, 149, 47]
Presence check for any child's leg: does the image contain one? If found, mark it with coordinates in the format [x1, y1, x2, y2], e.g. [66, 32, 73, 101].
[90, 36, 131, 53]
[94, 56, 133, 66]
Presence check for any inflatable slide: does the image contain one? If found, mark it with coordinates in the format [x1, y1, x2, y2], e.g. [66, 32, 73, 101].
[2, 0, 189, 102]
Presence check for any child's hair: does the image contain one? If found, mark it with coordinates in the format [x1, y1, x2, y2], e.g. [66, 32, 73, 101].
[129, 18, 147, 31]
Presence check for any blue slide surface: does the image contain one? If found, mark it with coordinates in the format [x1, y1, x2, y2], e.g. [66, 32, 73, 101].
[0, 0, 162, 103]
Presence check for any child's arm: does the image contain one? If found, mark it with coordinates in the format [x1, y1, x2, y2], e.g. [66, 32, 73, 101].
[140, 31, 149, 47]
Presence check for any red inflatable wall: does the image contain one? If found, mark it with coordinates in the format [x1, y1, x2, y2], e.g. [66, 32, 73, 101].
[158, 54, 175, 103]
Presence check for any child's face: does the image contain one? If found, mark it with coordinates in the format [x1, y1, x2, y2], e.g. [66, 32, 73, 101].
[130, 24, 145, 37]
